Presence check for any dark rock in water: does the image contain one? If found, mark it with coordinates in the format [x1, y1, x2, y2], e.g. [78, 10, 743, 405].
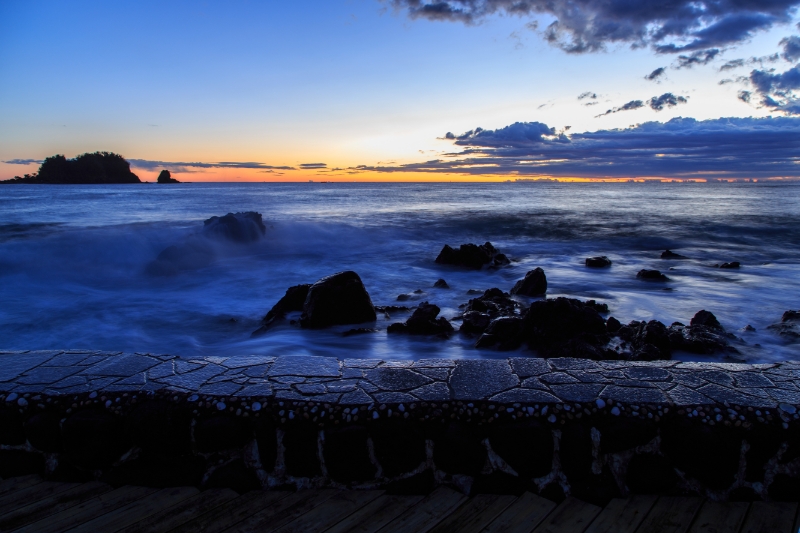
[460, 311, 492, 334]
[493, 253, 511, 266]
[661, 250, 688, 259]
[520, 298, 609, 358]
[637, 269, 670, 281]
[145, 238, 215, 276]
[690, 310, 721, 330]
[300, 271, 377, 329]
[584, 300, 609, 314]
[510, 268, 547, 296]
[252, 284, 311, 335]
[374, 305, 411, 313]
[466, 289, 483, 295]
[718, 262, 740, 269]
[464, 288, 521, 318]
[475, 317, 524, 350]
[585, 256, 612, 268]
[387, 302, 453, 336]
[342, 328, 377, 336]
[433, 279, 449, 289]
[741, 325, 756, 332]
[203, 212, 266, 243]
[435, 242, 505, 269]
[668, 311, 737, 354]
[767, 310, 800, 339]
[619, 320, 672, 360]
[606, 316, 621, 333]
[156, 170, 180, 184]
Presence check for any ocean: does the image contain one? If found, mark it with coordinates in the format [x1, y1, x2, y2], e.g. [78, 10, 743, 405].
[1, 181, 798, 363]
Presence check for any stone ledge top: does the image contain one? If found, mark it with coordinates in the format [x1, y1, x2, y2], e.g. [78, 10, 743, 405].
[0, 351, 798, 417]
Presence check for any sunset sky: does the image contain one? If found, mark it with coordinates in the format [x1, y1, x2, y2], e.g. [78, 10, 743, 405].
[1, 0, 799, 181]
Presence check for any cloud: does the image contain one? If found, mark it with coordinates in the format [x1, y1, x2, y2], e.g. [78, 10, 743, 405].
[720, 59, 745, 71]
[387, 0, 798, 54]
[673, 49, 721, 69]
[780, 35, 800, 62]
[128, 160, 296, 172]
[596, 100, 645, 117]
[645, 67, 666, 81]
[577, 92, 597, 100]
[299, 163, 327, 169]
[649, 93, 689, 110]
[2, 159, 44, 165]
[747, 64, 800, 114]
[355, 116, 800, 179]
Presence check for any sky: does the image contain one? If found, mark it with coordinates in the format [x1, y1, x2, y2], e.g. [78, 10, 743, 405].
[1, 0, 799, 182]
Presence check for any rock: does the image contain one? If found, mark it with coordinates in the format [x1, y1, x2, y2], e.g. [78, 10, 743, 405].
[584, 300, 609, 314]
[342, 328, 377, 336]
[606, 316, 621, 333]
[299, 271, 377, 329]
[626, 320, 672, 360]
[435, 242, 505, 269]
[156, 170, 180, 183]
[145, 238, 215, 276]
[475, 317, 524, 350]
[661, 250, 688, 259]
[460, 311, 492, 334]
[493, 253, 511, 266]
[510, 268, 547, 296]
[433, 279, 449, 289]
[397, 290, 425, 302]
[637, 269, 670, 281]
[520, 297, 609, 358]
[767, 310, 800, 339]
[253, 284, 311, 335]
[203, 212, 266, 243]
[464, 288, 521, 318]
[718, 262, 740, 269]
[387, 302, 453, 336]
[585, 256, 612, 268]
[741, 325, 756, 332]
[668, 312, 737, 355]
[690, 310, 722, 330]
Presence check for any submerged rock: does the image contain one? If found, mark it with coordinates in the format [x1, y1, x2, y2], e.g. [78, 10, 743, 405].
[145, 239, 215, 276]
[717, 262, 741, 269]
[661, 250, 689, 259]
[585, 256, 612, 268]
[433, 279, 449, 289]
[475, 317, 524, 350]
[435, 242, 506, 269]
[299, 271, 377, 329]
[387, 302, 453, 336]
[637, 269, 670, 281]
[252, 284, 311, 335]
[767, 310, 800, 340]
[510, 268, 547, 297]
[203, 212, 266, 243]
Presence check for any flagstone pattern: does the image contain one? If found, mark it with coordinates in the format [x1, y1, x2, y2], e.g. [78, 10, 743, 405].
[0, 351, 798, 501]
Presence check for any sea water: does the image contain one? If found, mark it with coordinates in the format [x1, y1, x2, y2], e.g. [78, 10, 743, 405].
[1, 181, 798, 362]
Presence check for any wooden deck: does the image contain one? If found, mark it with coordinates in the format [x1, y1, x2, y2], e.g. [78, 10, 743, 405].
[0, 475, 798, 533]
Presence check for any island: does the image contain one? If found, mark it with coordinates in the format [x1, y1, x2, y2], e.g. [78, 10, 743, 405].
[0, 152, 141, 184]
[157, 169, 180, 183]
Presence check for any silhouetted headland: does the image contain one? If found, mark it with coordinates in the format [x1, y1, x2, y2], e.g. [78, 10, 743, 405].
[0, 152, 140, 184]
[157, 170, 180, 184]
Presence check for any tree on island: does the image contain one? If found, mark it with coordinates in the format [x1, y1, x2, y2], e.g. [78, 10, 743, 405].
[157, 170, 180, 183]
[1, 152, 140, 184]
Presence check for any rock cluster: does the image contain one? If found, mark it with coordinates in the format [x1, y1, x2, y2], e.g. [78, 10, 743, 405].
[387, 302, 453, 336]
[435, 242, 509, 269]
[768, 310, 800, 340]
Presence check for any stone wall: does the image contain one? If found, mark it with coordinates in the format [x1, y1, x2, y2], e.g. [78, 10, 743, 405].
[0, 351, 798, 505]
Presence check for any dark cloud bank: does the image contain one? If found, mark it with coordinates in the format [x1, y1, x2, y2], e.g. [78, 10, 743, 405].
[127, 160, 297, 172]
[388, 0, 799, 54]
[357, 116, 800, 179]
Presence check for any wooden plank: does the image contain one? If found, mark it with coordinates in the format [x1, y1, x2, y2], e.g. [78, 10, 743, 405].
[687, 501, 749, 533]
[275, 490, 384, 533]
[0, 481, 112, 531]
[636, 497, 704, 533]
[322, 494, 425, 533]
[0, 481, 79, 516]
[169, 491, 293, 533]
[531, 496, 602, 533]
[584, 495, 658, 533]
[481, 492, 556, 533]
[14, 485, 158, 533]
[0, 475, 42, 498]
[65, 486, 199, 533]
[376, 487, 468, 533]
[429, 494, 517, 533]
[740, 502, 799, 533]
[224, 490, 341, 533]
[115, 488, 239, 533]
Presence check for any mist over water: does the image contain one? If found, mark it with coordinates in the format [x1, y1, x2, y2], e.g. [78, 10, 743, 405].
[1, 182, 799, 362]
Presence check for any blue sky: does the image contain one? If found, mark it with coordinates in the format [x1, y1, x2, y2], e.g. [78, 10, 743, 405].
[1, 0, 799, 181]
